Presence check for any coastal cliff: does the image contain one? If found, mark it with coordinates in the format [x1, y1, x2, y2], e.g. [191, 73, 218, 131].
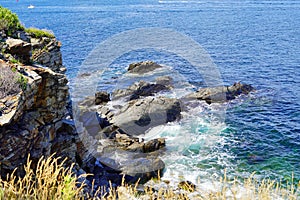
[0, 30, 79, 178]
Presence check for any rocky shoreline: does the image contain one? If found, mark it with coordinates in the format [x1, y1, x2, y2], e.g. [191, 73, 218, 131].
[74, 60, 255, 187]
[0, 26, 254, 195]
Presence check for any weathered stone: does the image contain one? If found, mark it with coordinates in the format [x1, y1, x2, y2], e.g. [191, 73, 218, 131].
[16, 31, 31, 42]
[183, 82, 255, 104]
[31, 38, 65, 73]
[95, 91, 110, 105]
[113, 79, 171, 101]
[5, 38, 31, 63]
[97, 149, 165, 184]
[111, 96, 182, 136]
[0, 46, 74, 178]
[143, 138, 165, 153]
[128, 61, 162, 74]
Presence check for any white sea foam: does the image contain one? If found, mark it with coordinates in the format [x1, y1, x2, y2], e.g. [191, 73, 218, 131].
[143, 108, 234, 190]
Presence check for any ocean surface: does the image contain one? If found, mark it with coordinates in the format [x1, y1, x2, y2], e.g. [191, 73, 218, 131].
[1, 0, 299, 187]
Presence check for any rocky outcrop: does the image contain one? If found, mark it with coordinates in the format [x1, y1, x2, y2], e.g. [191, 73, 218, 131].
[128, 60, 162, 74]
[0, 59, 74, 177]
[5, 38, 31, 64]
[0, 29, 76, 179]
[183, 82, 254, 104]
[111, 96, 181, 136]
[112, 78, 172, 100]
[31, 37, 65, 74]
[76, 94, 170, 183]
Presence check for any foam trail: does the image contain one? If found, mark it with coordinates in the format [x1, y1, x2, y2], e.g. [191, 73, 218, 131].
[144, 110, 232, 188]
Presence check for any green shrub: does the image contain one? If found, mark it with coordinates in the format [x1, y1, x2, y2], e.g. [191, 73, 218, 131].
[17, 73, 28, 91]
[26, 27, 55, 38]
[0, 6, 24, 35]
[10, 58, 19, 64]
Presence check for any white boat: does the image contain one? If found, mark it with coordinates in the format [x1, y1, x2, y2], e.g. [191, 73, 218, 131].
[28, 5, 35, 9]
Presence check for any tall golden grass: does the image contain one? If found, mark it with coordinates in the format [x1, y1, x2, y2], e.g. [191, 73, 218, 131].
[0, 155, 299, 200]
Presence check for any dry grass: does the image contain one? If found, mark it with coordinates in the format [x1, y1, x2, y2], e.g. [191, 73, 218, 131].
[0, 155, 87, 200]
[0, 155, 299, 200]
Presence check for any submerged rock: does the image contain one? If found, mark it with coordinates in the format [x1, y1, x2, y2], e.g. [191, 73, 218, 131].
[128, 60, 162, 74]
[184, 82, 254, 104]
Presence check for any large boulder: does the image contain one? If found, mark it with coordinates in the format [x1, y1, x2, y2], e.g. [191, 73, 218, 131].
[183, 82, 254, 104]
[97, 147, 165, 184]
[128, 61, 162, 74]
[111, 96, 182, 136]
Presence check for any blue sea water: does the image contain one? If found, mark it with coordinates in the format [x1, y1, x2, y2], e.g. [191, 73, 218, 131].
[1, 0, 299, 186]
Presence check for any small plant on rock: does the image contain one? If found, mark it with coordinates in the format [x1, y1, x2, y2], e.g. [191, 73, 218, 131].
[0, 65, 22, 98]
[26, 27, 55, 38]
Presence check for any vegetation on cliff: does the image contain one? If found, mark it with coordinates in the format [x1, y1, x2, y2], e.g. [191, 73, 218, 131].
[0, 6, 24, 36]
[26, 27, 55, 38]
[0, 65, 27, 98]
[0, 6, 53, 38]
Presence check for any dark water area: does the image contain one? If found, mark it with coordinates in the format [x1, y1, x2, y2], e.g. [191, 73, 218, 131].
[1, 0, 299, 184]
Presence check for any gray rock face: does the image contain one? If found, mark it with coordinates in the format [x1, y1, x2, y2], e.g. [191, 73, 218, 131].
[0, 33, 76, 179]
[184, 82, 254, 104]
[112, 80, 171, 100]
[31, 37, 65, 74]
[128, 60, 162, 74]
[111, 96, 182, 136]
[5, 38, 31, 63]
[96, 142, 165, 184]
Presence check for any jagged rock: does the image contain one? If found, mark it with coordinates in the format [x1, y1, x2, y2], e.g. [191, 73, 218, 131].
[143, 138, 165, 153]
[128, 61, 162, 74]
[126, 138, 166, 153]
[0, 56, 73, 177]
[31, 37, 64, 73]
[5, 38, 31, 63]
[97, 149, 165, 184]
[112, 132, 165, 153]
[113, 80, 171, 100]
[15, 31, 31, 42]
[0, 61, 42, 126]
[95, 91, 110, 105]
[183, 82, 254, 104]
[111, 96, 182, 136]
